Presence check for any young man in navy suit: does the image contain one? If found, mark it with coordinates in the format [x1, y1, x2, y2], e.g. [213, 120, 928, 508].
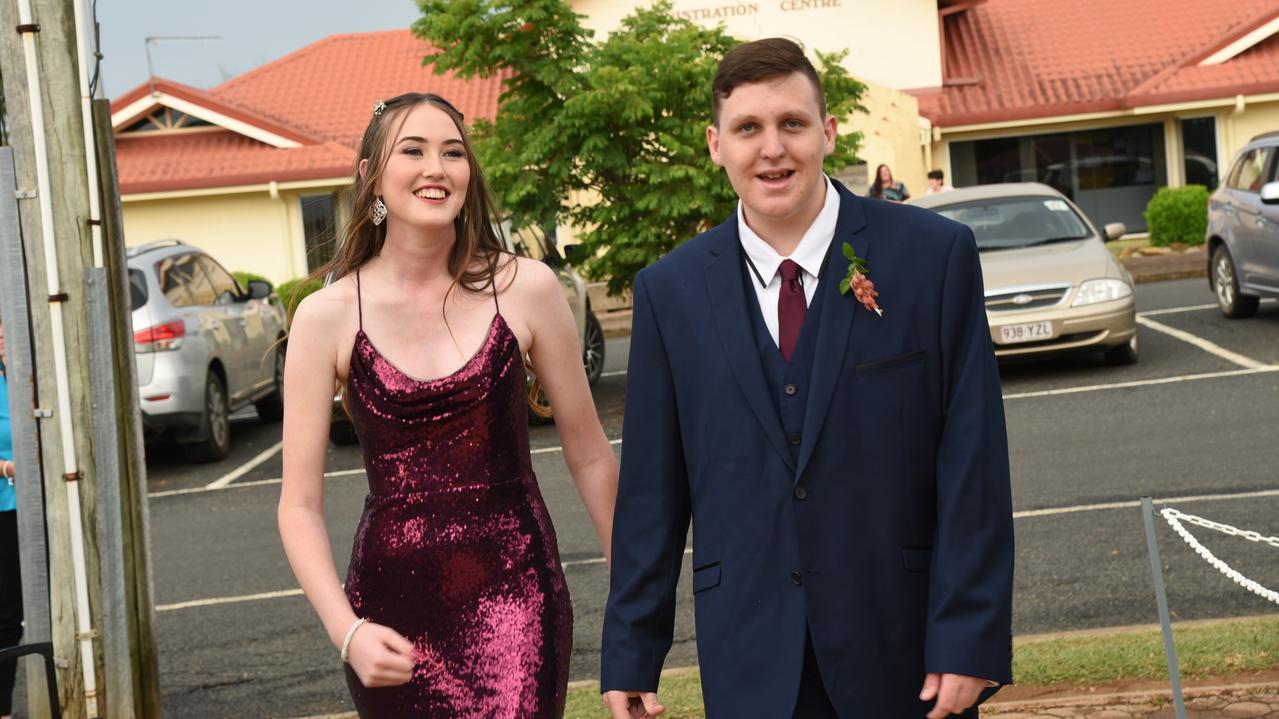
[601, 38, 1013, 718]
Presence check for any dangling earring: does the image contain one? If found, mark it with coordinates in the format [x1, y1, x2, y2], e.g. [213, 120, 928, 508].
[371, 197, 387, 226]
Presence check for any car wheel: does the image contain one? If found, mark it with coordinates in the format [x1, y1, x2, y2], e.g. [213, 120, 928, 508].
[583, 311, 606, 385]
[1212, 246, 1259, 318]
[254, 344, 285, 422]
[184, 372, 231, 463]
[1103, 333, 1139, 366]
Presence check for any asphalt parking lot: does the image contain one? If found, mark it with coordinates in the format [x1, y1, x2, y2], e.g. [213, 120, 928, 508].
[135, 278, 1278, 718]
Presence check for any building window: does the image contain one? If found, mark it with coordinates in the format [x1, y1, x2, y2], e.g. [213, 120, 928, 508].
[301, 194, 338, 272]
[1180, 117, 1218, 190]
[950, 123, 1167, 233]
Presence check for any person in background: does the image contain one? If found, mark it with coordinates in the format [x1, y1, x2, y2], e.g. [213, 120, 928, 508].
[868, 163, 909, 202]
[926, 169, 954, 195]
[0, 318, 20, 719]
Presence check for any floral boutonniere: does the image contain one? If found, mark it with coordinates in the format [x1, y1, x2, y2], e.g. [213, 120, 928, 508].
[838, 242, 883, 317]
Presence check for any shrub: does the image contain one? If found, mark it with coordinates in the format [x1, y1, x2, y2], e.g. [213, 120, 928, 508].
[232, 271, 272, 291]
[1144, 185, 1209, 247]
[275, 277, 324, 325]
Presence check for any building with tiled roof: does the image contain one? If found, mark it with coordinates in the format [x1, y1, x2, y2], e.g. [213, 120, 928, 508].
[112, 29, 504, 283]
[574, 0, 1279, 234]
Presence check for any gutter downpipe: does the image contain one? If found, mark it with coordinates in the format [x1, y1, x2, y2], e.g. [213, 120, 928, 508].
[16, 0, 101, 714]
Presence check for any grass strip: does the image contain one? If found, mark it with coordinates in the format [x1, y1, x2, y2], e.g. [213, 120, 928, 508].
[564, 615, 1279, 718]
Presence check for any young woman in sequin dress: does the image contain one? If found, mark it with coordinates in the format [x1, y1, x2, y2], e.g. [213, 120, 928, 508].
[278, 94, 618, 718]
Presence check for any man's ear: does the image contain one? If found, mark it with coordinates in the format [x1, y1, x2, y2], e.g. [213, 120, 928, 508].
[706, 124, 723, 167]
[822, 114, 838, 157]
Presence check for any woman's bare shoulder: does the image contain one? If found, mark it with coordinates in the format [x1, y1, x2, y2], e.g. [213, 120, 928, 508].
[500, 254, 559, 299]
[291, 276, 358, 336]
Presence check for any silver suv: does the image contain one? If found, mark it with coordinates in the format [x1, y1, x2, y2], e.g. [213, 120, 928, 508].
[128, 240, 288, 462]
[1207, 132, 1279, 317]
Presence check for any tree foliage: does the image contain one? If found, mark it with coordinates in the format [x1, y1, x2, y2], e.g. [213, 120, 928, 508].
[415, 0, 867, 295]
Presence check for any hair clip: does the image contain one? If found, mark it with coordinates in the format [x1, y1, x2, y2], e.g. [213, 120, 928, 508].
[372, 100, 387, 117]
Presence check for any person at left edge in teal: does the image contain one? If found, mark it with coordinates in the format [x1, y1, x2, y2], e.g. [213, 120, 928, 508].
[0, 316, 22, 719]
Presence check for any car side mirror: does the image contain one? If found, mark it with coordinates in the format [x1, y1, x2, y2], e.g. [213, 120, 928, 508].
[247, 279, 273, 300]
[1103, 222, 1127, 242]
[1261, 181, 1279, 205]
[562, 244, 584, 265]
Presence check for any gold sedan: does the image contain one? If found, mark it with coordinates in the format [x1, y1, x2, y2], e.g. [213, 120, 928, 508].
[914, 183, 1138, 364]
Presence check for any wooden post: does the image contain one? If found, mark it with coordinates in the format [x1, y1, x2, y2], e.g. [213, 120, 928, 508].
[92, 97, 162, 718]
[0, 0, 107, 714]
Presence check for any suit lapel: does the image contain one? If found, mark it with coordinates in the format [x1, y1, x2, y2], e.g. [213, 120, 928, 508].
[704, 218, 795, 472]
[795, 183, 869, 483]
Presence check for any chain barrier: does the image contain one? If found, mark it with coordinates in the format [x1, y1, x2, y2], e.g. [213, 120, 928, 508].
[1160, 508, 1279, 606]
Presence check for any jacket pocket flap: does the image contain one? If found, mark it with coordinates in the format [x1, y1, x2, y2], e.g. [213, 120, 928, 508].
[856, 350, 926, 374]
[901, 547, 933, 573]
[692, 562, 721, 593]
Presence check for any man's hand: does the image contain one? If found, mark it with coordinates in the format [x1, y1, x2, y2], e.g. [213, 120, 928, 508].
[920, 672, 988, 718]
[602, 690, 664, 719]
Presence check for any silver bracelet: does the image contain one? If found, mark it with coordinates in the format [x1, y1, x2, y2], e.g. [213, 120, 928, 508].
[340, 617, 368, 663]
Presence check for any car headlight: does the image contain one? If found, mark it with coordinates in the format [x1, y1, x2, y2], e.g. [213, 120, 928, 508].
[1071, 279, 1133, 307]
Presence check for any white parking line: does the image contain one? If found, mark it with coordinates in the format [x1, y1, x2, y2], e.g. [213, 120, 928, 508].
[157, 486, 1278, 614]
[150, 468, 366, 499]
[1002, 366, 1278, 400]
[148, 441, 624, 499]
[1135, 315, 1269, 369]
[1013, 487, 1279, 519]
[205, 440, 284, 489]
[1137, 298, 1274, 317]
[600, 369, 628, 378]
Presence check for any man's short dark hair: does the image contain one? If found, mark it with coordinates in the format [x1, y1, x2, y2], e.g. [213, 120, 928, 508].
[712, 38, 825, 126]
[927, 170, 945, 181]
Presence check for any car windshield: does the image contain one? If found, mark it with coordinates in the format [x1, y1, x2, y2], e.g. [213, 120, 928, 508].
[933, 197, 1092, 252]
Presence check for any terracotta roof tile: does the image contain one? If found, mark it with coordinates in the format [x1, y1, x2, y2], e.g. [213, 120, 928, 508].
[116, 130, 355, 194]
[916, 0, 1279, 127]
[114, 29, 505, 193]
[212, 29, 504, 148]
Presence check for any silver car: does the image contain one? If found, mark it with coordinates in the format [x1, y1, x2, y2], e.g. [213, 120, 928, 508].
[1207, 132, 1279, 317]
[129, 240, 288, 462]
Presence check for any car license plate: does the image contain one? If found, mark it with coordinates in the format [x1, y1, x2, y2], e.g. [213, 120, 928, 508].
[998, 321, 1054, 344]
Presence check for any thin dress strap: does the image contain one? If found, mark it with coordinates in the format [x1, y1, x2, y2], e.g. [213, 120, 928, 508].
[491, 273, 500, 315]
[355, 270, 364, 331]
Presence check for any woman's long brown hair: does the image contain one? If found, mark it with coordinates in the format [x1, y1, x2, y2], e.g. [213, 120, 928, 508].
[300, 92, 550, 417]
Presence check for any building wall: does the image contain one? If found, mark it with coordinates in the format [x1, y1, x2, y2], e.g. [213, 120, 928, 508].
[1222, 99, 1279, 166]
[568, 0, 942, 91]
[849, 80, 929, 197]
[122, 190, 305, 285]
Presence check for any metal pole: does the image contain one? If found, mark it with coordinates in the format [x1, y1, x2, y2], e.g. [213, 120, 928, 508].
[1141, 496, 1187, 719]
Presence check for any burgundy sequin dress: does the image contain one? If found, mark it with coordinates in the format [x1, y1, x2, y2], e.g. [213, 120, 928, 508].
[342, 272, 572, 717]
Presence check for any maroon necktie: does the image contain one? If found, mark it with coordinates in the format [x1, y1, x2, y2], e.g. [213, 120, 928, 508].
[778, 259, 807, 361]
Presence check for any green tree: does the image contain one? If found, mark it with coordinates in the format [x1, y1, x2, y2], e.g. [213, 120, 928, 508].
[415, 0, 866, 295]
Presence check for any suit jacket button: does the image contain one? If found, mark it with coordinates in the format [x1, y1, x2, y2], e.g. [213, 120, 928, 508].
[789, 433, 801, 446]
[784, 383, 797, 396]
[791, 571, 803, 586]
[793, 486, 807, 500]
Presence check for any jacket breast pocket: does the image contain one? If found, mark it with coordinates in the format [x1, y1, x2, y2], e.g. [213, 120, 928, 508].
[856, 350, 926, 376]
[692, 561, 721, 593]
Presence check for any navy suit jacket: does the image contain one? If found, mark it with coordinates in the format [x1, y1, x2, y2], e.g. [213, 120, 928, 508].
[600, 180, 1014, 717]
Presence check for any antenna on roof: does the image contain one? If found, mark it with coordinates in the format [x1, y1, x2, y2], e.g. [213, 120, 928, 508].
[145, 35, 221, 95]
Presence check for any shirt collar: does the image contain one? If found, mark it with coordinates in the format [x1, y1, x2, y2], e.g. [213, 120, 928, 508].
[737, 176, 840, 285]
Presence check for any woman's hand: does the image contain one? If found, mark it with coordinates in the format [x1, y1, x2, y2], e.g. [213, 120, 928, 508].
[1, 459, 14, 480]
[345, 621, 417, 688]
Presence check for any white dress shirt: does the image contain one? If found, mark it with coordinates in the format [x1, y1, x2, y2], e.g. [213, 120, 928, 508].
[736, 176, 841, 348]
